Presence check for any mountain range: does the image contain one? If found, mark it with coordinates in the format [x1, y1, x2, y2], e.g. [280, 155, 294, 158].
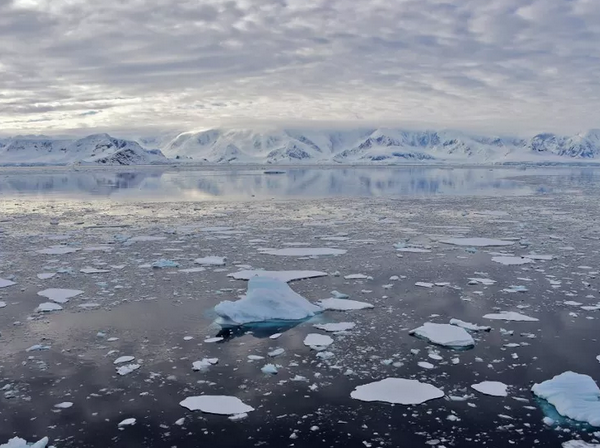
[2, 128, 600, 166]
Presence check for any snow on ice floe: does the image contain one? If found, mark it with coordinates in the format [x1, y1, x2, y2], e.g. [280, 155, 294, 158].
[258, 248, 347, 257]
[351, 378, 444, 405]
[36, 273, 56, 280]
[491, 256, 535, 266]
[116, 364, 140, 375]
[440, 238, 514, 247]
[318, 298, 374, 311]
[449, 319, 491, 332]
[179, 396, 254, 415]
[532, 371, 600, 427]
[113, 356, 135, 365]
[0, 437, 49, 448]
[0, 278, 16, 288]
[303, 334, 334, 350]
[410, 323, 474, 348]
[228, 270, 327, 282]
[194, 256, 226, 266]
[37, 288, 84, 304]
[483, 311, 539, 322]
[35, 302, 63, 312]
[37, 246, 80, 255]
[214, 277, 321, 325]
[471, 381, 509, 397]
[313, 322, 356, 332]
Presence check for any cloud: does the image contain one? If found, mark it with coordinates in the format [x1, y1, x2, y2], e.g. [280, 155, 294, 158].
[1, 0, 599, 135]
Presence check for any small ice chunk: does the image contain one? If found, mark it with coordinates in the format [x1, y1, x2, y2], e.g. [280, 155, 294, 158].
[261, 364, 278, 374]
[532, 371, 600, 426]
[483, 311, 539, 322]
[116, 364, 140, 376]
[37, 246, 80, 255]
[313, 322, 356, 332]
[303, 334, 333, 350]
[192, 358, 219, 370]
[114, 356, 135, 365]
[204, 337, 224, 343]
[259, 248, 347, 257]
[248, 355, 264, 360]
[409, 323, 475, 348]
[331, 290, 349, 299]
[54, 402, 73, 409]
[350, 378, 444, 405]
[0, 301, 6, 308]
[151, 259, 180, 268]
[80, 267, 110, 274]
[268, 348, 285, 357]
[418, 361, 435, 369]
[179, 396, 254, 415]
[318, 298, 373, 311]
[344, 274, 369, 280]
[118, 418, 136, 427]
[415, 282, 434, 288]
[178, 267, 205, 273]
[194, 256, 226, 266]
[441, 237, 514, 247]
[35, 302, 63, 312]
[471, 381, 509, 397]
[37, 288, 84, 304]
[468, 278, 496, 286]
[215, 277, 321, 325]
[449, 319, 491, 332]
[526, 254, 555, 260]
[491, 256, 534, 266]
[269, 333, 282, 339]
[36, 273, 56, 280]
[228, 270, 327, 282]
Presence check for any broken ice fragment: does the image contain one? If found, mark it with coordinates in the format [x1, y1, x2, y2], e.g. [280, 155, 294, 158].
[118, 418, 136, 427]
[192, 358, 219, 370]
[303, 334, 333, 350]
[116, 364, 140, 376]
[351, 378, 444, 405]
[449, 319, 491, 332]
[228, 270, 327, 282]
[483, 311, 539, 322]
[114, 356, 135, 365]
[37, 288, 84, 304]
[35, 302, 63, 313]
[441, 237, 514, 247]
[471, 381, 508, 397]
[0, 279, 16, 288]
[491, 256, 534, 266]
[194, 256, 226, 266]
[179, 396, 254, 415]
[318, 298, 374, 311]
[258, 248, 346, 257]
[409, 323, 475, 349]
[151, 259, 179, 268]
[313, 322, 356, 332]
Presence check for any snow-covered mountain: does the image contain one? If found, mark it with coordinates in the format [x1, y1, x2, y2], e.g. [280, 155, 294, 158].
[2, 128, 600, 166]
[0, 133, 167, 166]
[160, 128, 600, 164]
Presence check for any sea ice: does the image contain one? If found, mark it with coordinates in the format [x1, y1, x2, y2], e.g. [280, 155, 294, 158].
[313, 322, 356, 332]
[151, 259, 180, 268]
[259, 248, 347, 257]
[318, 298, 374, 311]
[54, 402, 73, 409]
[0, 437, 49, 448]
[449, 319, 491, 332]
[192, 358, 219, 370]
[483, 311, 539, 322]
[214, 277, 321, 325]
[0, 278, 16, 288]
[468, 278, 496, 286]
[261, 364, 278, 374]
[532, 371, 600, 426]
[37, 246, 80, 255]
[441, 238, 514, 247]
[116, 364, 140, 375]
[344, 274, 369, 280]
[0, 301, 6, 308]
[178, 267, 206, 273]
[471, 381, 509, 397]
[118, 418, 136, 427]
[179, 396, 254, 415]
[415, 282, 434, 288]
[194, 256, 226, 266]
[114, 356, 135, 364]
[228, 270, 327, 282]
[35, 302, 63, 312]
[80, 267, 110, 274]
[36, 273, 56, 280]
[37, 288, 84, 304]
[350, 378, 444, 405]
[491, 256, 535, 266]
[303, 334, 334, 350]
[563, 441, 600, 448]
[409, 323, 475, 348]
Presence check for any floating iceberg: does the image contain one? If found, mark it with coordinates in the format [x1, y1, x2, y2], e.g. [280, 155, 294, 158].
[214, 277, 321, 325]
[180, 395, 254, 415]
[351, 378, 444, 405]
[441, 238, 514, 247]
[409, 323, 475, 348]
[228, 270, 327, 282]
[532, 371, 600, 427]
[0, 437, 49, 448]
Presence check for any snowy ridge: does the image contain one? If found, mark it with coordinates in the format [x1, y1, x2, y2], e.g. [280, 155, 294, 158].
[160, 127, 600, 164]
[0, 133, 167, 166]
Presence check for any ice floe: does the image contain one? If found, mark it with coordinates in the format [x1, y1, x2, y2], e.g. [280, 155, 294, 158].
[35, 302, 63, 312]
[441, 238, 514, 247]
[151, 259, 179, 268]
[449, 319, 491, 332]
[54, 402, 73, 409]
[350, 378, 444, 405]
[483, 311, 539, 322]
[228, 270, 327, 282]
[0, 437, 49, 448]
[344, 274, 370, 280]
[532, 371, 600, 426]
[114, 356, 135, 364]
[471, 381, 508, 397]
[303, 334, 334, 350]
[118, 418, 136, 427]
[563, 441, 600, 448]
[491, 256, 535, 266]
[36, 273, 56, 280]
[318, 298, 374, 311]
[192, 358, 219, 370]
[0, 301, 6, 308]
[0, 278, 16, 288]
[313, 322, 356, 332]
[37, 288, 84, 304]
[261, 364, 278, 374]
[194, 256, 226, 266]
[214, 277, 321, 325]
[258, 248, 347, 257]
[468, 278, 496, 286]
[179, 396, 254, 415]
[409, 323, 475, 348]
[116, 364, 140, 375]
[80, 267, 110, 274]
[37, 246, 80, 255]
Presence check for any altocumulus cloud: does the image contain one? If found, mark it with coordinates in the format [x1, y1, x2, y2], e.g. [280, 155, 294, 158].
[1, 0, 599, 134]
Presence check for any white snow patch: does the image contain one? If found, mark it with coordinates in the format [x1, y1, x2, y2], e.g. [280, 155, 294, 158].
[179, 396, 254, 415]
[350, 378, 444, 405]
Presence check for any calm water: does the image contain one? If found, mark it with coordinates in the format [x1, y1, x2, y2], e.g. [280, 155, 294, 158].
[1, 166, 595, 200]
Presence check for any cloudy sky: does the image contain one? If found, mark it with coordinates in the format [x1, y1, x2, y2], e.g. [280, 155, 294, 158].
[1, 0, 599, 136]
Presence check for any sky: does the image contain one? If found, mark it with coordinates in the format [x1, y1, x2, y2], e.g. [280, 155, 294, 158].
[1, 0, 599, 136]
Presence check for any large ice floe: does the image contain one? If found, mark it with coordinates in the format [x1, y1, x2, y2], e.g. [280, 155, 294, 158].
[351, 378, 444, 405]
[0, 438, 49, 448]
[0, 278, 16, 288]
[179, 395, 254, 415]
[409, 323, 475, 349]
[532, 371, 600, 427]
[227, 270, 327, 282]
[471, 381, 509, 397]
[214, 276, 321, 325]
[440, 237, 514, 247]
